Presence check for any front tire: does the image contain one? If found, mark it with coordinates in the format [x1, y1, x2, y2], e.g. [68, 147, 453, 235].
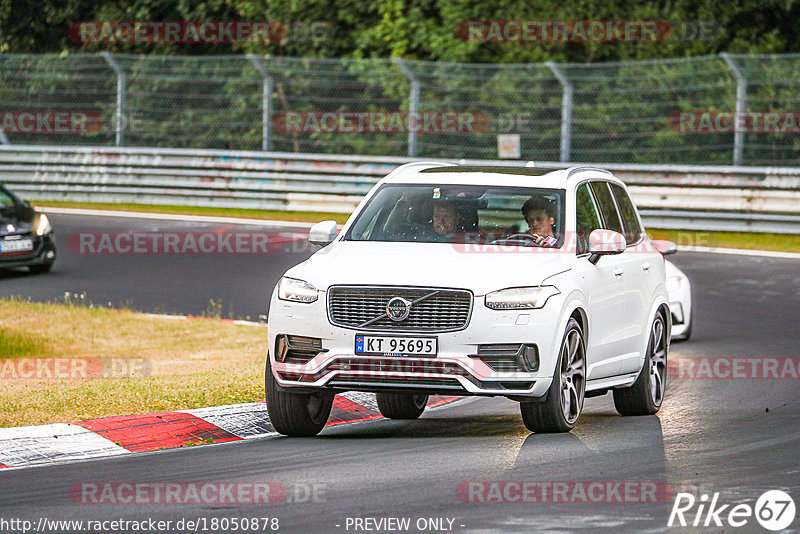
[376, 393, 428, 419]
[520, 318, 586, 433]
[265, 357, 333, 436]
[614, 312, 668, 415]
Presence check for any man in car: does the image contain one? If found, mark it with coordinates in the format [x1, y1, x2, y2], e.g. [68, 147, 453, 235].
[431, 201, 459, 239]
[521, 197, 558, 247]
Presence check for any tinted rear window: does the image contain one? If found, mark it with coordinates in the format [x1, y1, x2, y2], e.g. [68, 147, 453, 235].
[588, 182, 623, 234]
[610, 183, 642, 245]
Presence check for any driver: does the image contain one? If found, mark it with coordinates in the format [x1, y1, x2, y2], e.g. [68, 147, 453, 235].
[521, 197, 558, 247]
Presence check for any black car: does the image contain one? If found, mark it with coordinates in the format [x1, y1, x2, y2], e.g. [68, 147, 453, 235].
[0, 184, 56, 274]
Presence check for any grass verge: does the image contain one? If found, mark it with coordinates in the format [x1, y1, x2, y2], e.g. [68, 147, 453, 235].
[0, 298, 266, 427]
[34, 200, 352, 225]
[647, 229, 800, 254]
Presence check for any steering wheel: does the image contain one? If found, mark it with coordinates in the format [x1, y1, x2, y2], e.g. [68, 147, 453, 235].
[489, 233, 554, 247]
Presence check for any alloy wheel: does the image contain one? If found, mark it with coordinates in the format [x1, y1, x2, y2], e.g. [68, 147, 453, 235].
[560, 327, 586, 424]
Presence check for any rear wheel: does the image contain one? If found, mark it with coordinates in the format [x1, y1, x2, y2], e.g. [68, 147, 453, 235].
[265, 357, 333, 436]
[376, 393, 428, 419]
[520, 318, 585, 433]
[613, 313, 668, 415]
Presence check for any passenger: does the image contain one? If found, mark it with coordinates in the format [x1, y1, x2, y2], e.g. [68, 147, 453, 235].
[521, 197, 558, 247]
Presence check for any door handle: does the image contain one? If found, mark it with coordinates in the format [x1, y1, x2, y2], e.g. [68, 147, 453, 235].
[641, 262, 651, 272]
[613, 266, 624, 277]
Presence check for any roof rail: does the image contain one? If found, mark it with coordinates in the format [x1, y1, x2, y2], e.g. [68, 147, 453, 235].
[566, 166, 614, 178]
[382, 161, 456, 181]
[394, 161, 456, 172]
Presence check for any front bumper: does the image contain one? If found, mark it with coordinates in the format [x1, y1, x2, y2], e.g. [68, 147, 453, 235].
[0, 234, 56, 269]
[268, 290, 564, 398]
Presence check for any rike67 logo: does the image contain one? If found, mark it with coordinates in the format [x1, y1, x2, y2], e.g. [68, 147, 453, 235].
[668, 490, 796, 531]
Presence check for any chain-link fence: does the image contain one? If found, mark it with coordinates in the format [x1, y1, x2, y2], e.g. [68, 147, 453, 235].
[1, 53, 800, 165]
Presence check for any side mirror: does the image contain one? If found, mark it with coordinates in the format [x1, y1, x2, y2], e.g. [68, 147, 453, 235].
[309, 220, 339, 246]
[651, 239, 678, 256]
[588, 229, 626, 265]
[18, 200, 34, 217]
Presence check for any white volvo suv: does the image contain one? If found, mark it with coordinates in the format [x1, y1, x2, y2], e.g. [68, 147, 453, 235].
[266, 163, 670, 436]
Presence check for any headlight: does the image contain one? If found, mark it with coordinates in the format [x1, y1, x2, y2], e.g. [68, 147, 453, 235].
[35, 213, 51, 236]
[665, 276, 682, 293]
[485, 286, 560, 310]
[278, 277, 318, 303]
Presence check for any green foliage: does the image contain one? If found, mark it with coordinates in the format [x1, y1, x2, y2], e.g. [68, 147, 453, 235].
[2, 1, 800, 164]
[1, 0, 799, 60]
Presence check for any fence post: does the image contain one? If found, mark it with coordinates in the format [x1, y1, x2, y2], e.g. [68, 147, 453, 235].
[720, 53, 747, 166]
[247, 54, 273, 152]
[546, 62, 573, 163]
[393, 58, 420, 157]
[100, 52, 126, 147]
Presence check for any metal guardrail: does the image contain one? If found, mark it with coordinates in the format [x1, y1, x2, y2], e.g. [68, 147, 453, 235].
[5, 53, 800, 166]
[0, 145, 798, 233]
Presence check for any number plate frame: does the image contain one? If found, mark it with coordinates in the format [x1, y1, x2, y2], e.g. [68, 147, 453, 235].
[0, 238, 34, 253]
[355, 334, 438, 357]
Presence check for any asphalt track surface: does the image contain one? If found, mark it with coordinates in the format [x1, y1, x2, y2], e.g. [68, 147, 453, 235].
[1, 213, 799, 533]
[0, 213, 312, 320]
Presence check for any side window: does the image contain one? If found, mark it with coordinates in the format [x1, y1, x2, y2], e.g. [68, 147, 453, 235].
[610, 183, 642, 245]
[575, 183, 602, 255]
[588, 182, 623, 234]
[0, 189, 15, 208]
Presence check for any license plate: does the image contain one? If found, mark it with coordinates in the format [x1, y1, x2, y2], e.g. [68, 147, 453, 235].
[355, 335, 437, 357]
[0, 238, 33, 253]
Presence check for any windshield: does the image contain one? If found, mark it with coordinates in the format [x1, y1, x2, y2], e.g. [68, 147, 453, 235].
[345, 184, 566, 247]
[0, 187, 18, 216]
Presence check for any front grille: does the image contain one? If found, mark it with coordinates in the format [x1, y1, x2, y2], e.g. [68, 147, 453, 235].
[328, 286, 472, 332]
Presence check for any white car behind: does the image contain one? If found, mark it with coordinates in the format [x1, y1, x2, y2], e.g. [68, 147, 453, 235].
[665, 259, 692, 341]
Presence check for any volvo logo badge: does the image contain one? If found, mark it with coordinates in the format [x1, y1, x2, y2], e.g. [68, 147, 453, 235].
[386, 297, 412, 322]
